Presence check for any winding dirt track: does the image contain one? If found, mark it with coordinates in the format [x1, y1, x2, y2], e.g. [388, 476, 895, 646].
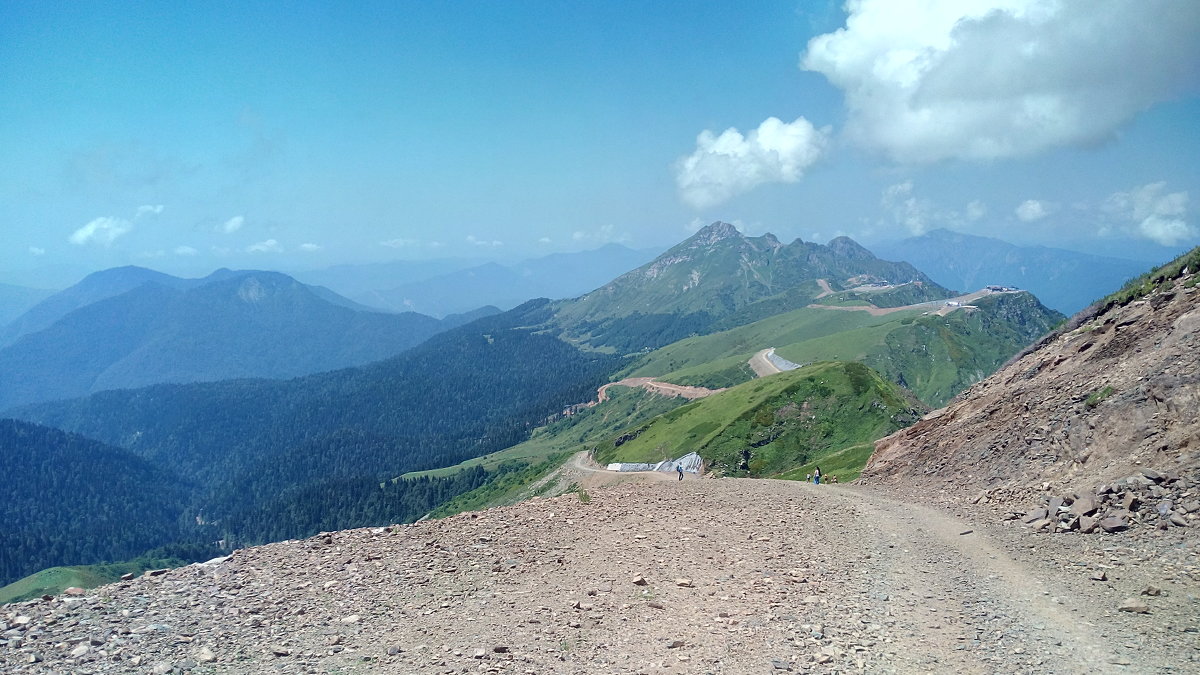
[592, 377, 725, 405]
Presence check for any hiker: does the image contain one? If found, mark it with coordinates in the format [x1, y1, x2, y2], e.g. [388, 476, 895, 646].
[677, 464, 684, 481]
[805, 472, 812, 482]
[813, 466, 822, 485]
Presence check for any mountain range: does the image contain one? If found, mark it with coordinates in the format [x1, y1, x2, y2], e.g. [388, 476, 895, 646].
[0, 222, 1074, 587]
[0, 268, 494, 410]
[870, 229, 1150, 314]
[295, 244, 660, 317]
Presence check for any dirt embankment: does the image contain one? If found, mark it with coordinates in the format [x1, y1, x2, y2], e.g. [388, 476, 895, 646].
[863, 274, 1199, 502]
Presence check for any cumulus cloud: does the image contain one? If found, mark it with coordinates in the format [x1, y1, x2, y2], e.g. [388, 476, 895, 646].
[537, 236, 552, 245]
[29, 246, 46, 256]
[880, 181, 935, 235]
[136, 204, 164, 218]
[246, 238, 282, 253]
[174, 245, 198, 256]
[69, 216, 133, 246]
[298, 242, 321, 252]
[466, 235, 503, 247]
[1104, 182, 1193, 245]
[802, 0, 1200, 163]
[675, 116, 830, 209]
[1015, 199, 1051, 222]
[221, 215, 245, 233]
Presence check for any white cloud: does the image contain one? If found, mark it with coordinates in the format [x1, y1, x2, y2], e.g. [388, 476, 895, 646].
[965, 200, 987, 221]
[675, 116, 830, 209]
[298, 242, 321, 252]
[69, 216, 132, 246]
[881, 180, 934, 235]
[537, 237, 552, 244]
[246, 238, 282, 253]
[1104, 182, 1193, 245]
[29, 246, 46, 256]
[570, 224, 629, 245]
[136, 204, 164, 218]
[466, 235, 503, 247]
[380, 238, 417, 248]
[1015, 199, 1050, 222]
[803, 0, 1200, 163]
[174, 245, 198, 256]
[221, 215, 245, 233]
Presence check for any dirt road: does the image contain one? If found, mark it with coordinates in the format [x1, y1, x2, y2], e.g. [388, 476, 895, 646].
[807, 288, 1010, 317]
[749, 348, 782, 377]
[593, 377, 725, 405]
[10, 477, 1192, 673]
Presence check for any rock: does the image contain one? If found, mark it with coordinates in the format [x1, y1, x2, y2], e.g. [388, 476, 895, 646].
[1090, 570, 1107, 581]
[492, 646, 511, 653]
[674, 578, 693, 587]
[632, 575, 648, 586]
[1048, 496, 1064, 513]
[1141, 468, 1164, 482]
[1120, 493, 1139, 511]
[1022, 508, 1048, 524]
[1156, 501, 1174, 517]
[1078, 515, 1099, 533]
[195, 646, 216, 663]
[64, 587, 85, 596]
[151, 662, 173, 675]
[120, 572, 135, 581]
[1142, 585, 1162, 596]
[70, 644, 89, 658]
[146, 568, 169, 576]
[271, 646, 291, 657]
[1070, 495, 1098, 517]
[1169, 513, 1188, 527]
[340, 614, 361, 623]
[1098, 516, 1128, 533]
[473, 649, 487, 659]
[667, 640, 685, 648]
[1118, 598, 1150, 614]
[771, 659, 793, 670]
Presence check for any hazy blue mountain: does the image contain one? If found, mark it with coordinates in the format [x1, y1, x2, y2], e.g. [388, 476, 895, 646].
[291, 257, 488, 303]
[0, 270, 456, 410]
[1, 266, 188, 346]
[346, 244, 661, 317]
[0, 283, 55, 328]
[869, 229, 1150, 315]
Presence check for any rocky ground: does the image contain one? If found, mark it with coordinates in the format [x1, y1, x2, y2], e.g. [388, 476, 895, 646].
[3, 475, 1197, 674]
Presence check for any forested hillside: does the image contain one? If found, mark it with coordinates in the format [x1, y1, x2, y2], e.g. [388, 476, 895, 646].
[0, 419, 188, 585]
[6, 300, 617, 561]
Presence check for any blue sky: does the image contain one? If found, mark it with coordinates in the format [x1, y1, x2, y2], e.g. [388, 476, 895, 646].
[2, 0, 1198, 287]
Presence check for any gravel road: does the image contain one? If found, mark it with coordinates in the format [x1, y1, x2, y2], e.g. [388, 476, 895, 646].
[5, 476, 1194, 674]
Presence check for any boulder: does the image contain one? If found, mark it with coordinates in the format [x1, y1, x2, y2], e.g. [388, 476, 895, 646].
[1098, 516, 1128, 533]
[1118, 598, 1150, 614]
[1070, 495, 1098, 517]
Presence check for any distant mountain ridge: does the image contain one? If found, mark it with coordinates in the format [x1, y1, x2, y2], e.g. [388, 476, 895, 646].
[869, 229, 1149, 314]
[349, 244, 661, 317]
[550, 222, 954, 352]
[0, 268, 479, 410]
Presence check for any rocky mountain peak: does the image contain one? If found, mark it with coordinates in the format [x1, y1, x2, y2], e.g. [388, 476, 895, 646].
[686, 221, 742, 247]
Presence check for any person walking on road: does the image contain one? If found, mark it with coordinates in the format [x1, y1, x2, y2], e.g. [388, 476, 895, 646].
[813, 466, 822, 485]
[677, 464, 685, 481]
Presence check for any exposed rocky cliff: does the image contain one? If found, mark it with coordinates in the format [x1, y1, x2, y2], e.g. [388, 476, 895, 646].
[862, 263, 1199, 503]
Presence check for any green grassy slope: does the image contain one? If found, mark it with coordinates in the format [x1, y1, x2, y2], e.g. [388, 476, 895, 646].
[621, 291, 1061, 408]
[593, 361, 924, 478]
[0, 556, 188, 604]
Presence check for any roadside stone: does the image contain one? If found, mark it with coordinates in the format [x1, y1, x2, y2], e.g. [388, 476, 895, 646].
[1098, 516, 1128, 533]
[195, 646, 216, 662]
[271, 646, 291, 657]
[1089, 570, 1107, 581]
[1070, 495, 1098, 516]
[632, 575, 648, 586]
[674, 578, 693, 587]
[1118, 598, 1150, 614]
